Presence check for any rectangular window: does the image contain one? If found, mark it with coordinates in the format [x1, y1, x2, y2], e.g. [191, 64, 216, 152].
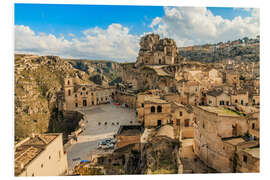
[252, 123, 255, 129]
[220, 101, 224, 105]
[180, 111, 183, 116]
[142, 103, 144, 108]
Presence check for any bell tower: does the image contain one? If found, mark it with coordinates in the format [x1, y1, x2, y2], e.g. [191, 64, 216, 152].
[64, 77, 74, 97]
[63, 76, 74, 110]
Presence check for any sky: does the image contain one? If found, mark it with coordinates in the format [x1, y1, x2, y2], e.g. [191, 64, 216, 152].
[14, 4, 260, 62]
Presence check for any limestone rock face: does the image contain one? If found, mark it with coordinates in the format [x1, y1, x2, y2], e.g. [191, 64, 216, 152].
[136, 34, 181, 66]
[141, 136, 179, 174]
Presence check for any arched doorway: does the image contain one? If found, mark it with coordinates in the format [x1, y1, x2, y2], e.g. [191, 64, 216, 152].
[157, 120, 162, 126]
[83, 100, 87, 107]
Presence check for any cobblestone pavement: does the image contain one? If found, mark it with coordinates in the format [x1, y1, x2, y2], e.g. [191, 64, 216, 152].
[67, 104, 138, 170]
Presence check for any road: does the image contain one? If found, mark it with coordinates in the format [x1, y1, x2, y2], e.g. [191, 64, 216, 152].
[66, 104, 138, 170]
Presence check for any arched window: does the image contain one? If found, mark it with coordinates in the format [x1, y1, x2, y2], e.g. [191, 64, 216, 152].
[67, 80, 70, 85]
[151, 106, 155, 113]
[68, 89, 71, 96]
[157, 105, 162, 112]
[241, 100, 244, 105]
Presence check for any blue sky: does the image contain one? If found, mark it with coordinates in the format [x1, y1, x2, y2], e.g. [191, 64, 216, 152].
[14, 4, 259, 61]
[15, 4, 165, 38]
[15, 4, 252, 38]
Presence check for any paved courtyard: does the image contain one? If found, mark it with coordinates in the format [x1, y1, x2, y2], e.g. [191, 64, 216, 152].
[66, 104, 138, 170]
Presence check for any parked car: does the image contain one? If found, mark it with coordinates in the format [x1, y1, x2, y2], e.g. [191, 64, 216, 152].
[98, 143, 114, 149]
[97, 141, 107, 149]
[104, 138, 116, 144]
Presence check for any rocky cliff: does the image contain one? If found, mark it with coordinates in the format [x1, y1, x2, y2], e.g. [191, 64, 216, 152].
[179, 43, 259, 63]
[14, 54, 120, 142]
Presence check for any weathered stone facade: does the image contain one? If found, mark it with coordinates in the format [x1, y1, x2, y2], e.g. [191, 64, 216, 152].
[137, 95, 171, 127]
[171, 102, 194, 139]
[135, 34, 182, 67]
[193, 106, 251, 172]
[63, 77, 115, 110]
[15, 133, 68, 176]
[236, 147, 259, 173]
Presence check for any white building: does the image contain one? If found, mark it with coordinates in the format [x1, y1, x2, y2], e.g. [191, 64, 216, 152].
[15, 133, 68, 176]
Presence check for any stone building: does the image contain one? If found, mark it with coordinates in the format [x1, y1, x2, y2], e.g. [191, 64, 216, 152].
[136, 91, 163, 124]
[247, 112, 260, 140]
[171, 102, 194, 140]
[137, 95, 171, 127]
[230, 90, 249, 106]
[114, 82, 137, 109]
[206, 88, 249, 107]
[135, 34, 181, 66]
[171, 103, 195, 160]
[236, 147, 260, 173]
[179, 81, 201, 105]
[206, 88, 231, 106]
[193, 106, 255, 173]
[252, 93, 260, 106]
[63, 77, 115, 110]
[15, 133, 68, 176]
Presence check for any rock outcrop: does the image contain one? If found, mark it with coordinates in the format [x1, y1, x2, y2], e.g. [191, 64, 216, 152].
[135, 34, 184, 67]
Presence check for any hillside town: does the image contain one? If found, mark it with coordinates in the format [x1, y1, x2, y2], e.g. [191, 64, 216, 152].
[14, 33, 260, 176]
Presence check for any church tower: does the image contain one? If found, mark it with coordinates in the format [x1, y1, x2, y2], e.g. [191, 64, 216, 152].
[63, 77, 74, 110]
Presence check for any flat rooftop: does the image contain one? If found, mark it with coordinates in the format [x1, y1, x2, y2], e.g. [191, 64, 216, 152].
[144, 96, 168, 104]
[223, 137, 246, 146]
[14, 134, 59, 176]
[199, 106, 241, 117]
[243, 147, 260, 159]
[117, 125, 143, 136]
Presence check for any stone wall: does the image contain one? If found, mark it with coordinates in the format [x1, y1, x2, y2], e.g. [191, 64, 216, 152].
[114, 93, 137, 109]
[236, 148, 259, 172]
[143, 103, 171, 127]
[193, 106, 249, 172]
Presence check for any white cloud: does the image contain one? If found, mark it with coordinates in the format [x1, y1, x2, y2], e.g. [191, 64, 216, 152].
[15, 7, 260, 61]
[68, 33, 75, 37]
[15, 24, 140, 62]
[150, 7, 260, 47]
